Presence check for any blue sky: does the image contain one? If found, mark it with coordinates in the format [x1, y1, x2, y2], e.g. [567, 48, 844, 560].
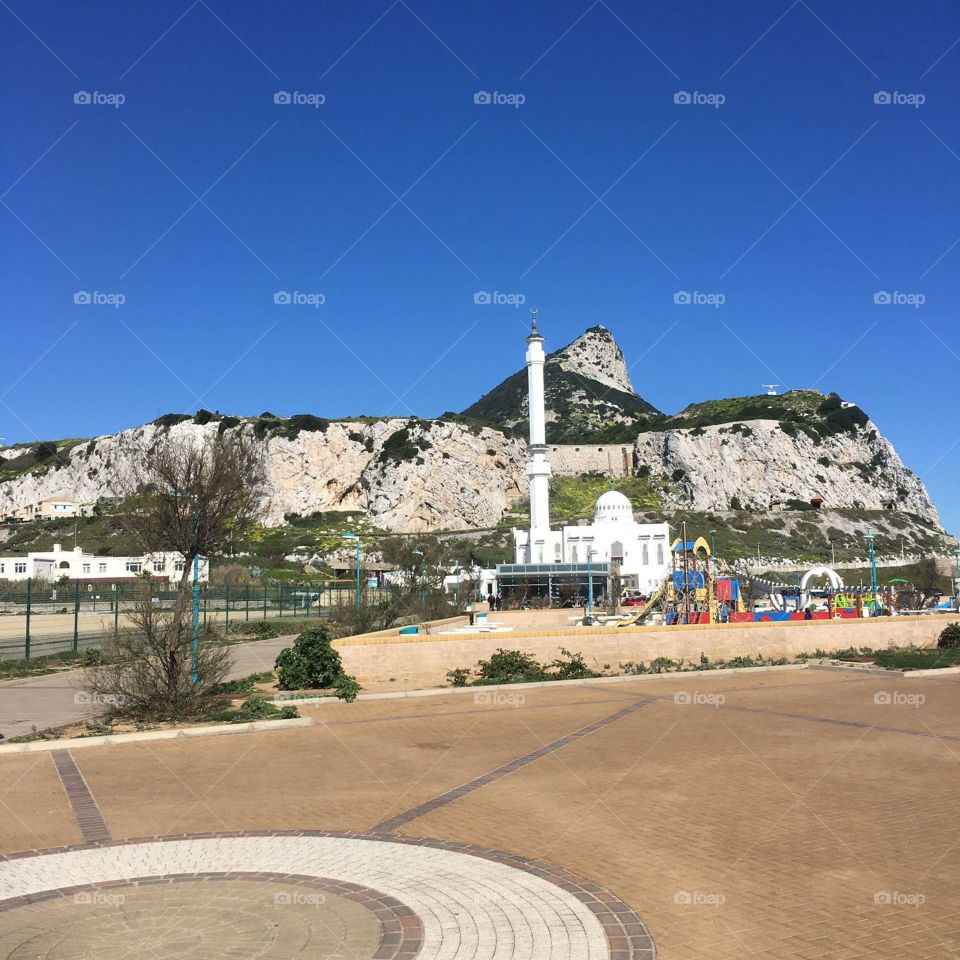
[3, 0, 959, 529]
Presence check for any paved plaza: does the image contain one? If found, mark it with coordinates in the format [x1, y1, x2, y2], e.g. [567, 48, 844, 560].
[2, 668, 960, 958]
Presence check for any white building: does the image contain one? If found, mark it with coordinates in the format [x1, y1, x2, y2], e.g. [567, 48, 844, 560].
[0, 543, 208, 584]
[1, 496, 93, 522]
[502, 313, 672, 597]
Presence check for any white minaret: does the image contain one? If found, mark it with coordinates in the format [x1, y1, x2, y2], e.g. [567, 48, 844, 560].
[525, 309, 552, 556]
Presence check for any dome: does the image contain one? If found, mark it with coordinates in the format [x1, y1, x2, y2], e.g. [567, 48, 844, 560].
[594, 490, 634, 524]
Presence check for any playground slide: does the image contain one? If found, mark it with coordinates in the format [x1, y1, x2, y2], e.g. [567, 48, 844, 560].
[615, 579, 667, 627]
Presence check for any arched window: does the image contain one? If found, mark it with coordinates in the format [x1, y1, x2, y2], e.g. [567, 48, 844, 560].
[641, 543, 649, 565]
[554, 542, 562, 561]
[656, 543, 664, 565]
[611, 540, 624, 563]
[58, 561, 70, 570]
[571, 546, 578, 563]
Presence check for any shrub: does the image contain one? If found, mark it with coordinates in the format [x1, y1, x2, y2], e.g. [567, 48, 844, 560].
[250, 620, 281, 639]
[551, 648, 601, 680]
[937, 623, 960, 650]
[275, 625, 343, 690]
[473, 648, 547, 685]
[333, 674, 362, 702]
[210, 696, 300, 723]
[447, 667, 470, 687]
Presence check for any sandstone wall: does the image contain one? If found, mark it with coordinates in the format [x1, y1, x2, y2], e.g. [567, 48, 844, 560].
[548, 444, 633, 477]
[335, 616, 948, 687]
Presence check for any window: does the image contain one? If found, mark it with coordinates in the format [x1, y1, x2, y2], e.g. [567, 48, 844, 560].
[656, 544, 664, 565]
[641, 543, 649, 565]
[174, 560, 185, 573]
[58, 561, 70, 570]
[125, 561, 142, 574]
[153, 560, 165, 572]
[98, 563, 107, 574]
[0, 564, 3, 574]
[14, 562, 26, 574]
[82, 564, 90, 574]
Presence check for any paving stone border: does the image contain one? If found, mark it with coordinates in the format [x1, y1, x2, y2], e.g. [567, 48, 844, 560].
[0, 871, 422, 959]
[373, 699, 654, 833]
[50, 750, 111, 843]
[0, 831, 656, 959]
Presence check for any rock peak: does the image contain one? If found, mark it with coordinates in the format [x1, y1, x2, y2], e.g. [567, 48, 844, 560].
[551, 326, 635, 396]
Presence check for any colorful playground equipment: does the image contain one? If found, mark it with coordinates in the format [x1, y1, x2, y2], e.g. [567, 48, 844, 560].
[613, 532, 905, 627]
[616, 526, 743, 626]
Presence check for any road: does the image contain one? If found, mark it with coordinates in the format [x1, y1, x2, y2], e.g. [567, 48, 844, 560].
[0, 635, 297, 740]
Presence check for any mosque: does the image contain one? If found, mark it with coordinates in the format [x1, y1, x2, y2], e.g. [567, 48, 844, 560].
[495, 313, 672, 601]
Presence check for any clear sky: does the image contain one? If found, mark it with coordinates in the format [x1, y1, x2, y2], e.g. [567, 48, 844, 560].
[3, 1, 959, 529]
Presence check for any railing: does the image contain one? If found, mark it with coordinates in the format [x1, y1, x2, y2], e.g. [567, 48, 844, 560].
[0, 580, 370, 661]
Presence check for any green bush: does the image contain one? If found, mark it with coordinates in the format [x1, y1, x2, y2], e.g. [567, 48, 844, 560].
[551, 648, 600, 680]
[275, 625, 343, 690]
[937, 623, 960, 649]
[333, 674, 362, 702]
[209, 696, 300, 723]
[473, 649, 547, 685]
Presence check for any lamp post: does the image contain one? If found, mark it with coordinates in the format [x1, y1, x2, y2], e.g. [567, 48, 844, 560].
[954, 546, 960, 609]
[411, 547, 424, 613]
[586, 548, 598, 625]
[171, 486, 201, 685]
[865, 528, 879, 593]
[342, 533, 361, 630]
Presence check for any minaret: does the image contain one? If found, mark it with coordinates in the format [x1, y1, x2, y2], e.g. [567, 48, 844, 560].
[525, 309, 552, 557]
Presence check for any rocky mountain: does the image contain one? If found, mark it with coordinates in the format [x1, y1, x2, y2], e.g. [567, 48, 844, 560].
[461, 326, 659, 442]
[0, 326, 945, 537]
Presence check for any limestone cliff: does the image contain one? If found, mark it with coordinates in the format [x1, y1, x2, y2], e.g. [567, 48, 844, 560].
[0, 329, 943, 535]
[0, 419, 527, 533]
[634, 419, 936, 523]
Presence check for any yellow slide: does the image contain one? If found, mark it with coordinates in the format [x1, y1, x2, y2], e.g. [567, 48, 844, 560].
[616, 578, 667, 627]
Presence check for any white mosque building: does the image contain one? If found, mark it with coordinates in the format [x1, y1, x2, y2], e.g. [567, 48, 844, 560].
[497, 313, 672, 599]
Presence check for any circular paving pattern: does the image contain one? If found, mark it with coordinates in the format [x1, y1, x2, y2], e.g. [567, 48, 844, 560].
[0, 832, 655, 959]
[0, 879, 388, 959]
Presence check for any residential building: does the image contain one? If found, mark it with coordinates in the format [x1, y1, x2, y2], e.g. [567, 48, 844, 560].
[0, 543, 208, 583]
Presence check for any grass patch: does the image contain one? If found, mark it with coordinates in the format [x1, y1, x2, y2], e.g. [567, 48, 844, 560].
[210, 672, 274, 695]
[872, 647, 960, 671]
[0, 650, 85, 681]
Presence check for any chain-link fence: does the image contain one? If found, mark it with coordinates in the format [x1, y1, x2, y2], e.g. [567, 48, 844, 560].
[0, 579, 366, 661]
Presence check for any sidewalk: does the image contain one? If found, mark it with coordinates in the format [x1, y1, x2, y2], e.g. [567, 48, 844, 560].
[0, 635, 298, 739]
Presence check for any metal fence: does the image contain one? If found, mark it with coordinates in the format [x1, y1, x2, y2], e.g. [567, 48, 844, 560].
[0, 579, 364, 662]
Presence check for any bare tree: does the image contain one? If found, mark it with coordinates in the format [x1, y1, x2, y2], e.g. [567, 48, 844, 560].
[87, 430, 268, 717]
[86, 582, 231, 719]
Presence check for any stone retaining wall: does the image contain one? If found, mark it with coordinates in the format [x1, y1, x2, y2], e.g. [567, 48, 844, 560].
[337, 615, 951, 687]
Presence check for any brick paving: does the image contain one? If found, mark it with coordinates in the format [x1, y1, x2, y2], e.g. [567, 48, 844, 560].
[0, 833, 650, 958]
[0, 877, 387, 959]
[2, 668, 960, 957]
[373, 698, 653, 832]
[49, 751, 111, 843]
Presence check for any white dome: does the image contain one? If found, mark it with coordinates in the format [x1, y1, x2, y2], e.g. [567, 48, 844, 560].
[594, 490, 634, 524]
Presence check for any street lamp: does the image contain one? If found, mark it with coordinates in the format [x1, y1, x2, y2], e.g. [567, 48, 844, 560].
[586, 547, 598, 625]
[342, 533, 361, 630]
[171, 486, 201, 685]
